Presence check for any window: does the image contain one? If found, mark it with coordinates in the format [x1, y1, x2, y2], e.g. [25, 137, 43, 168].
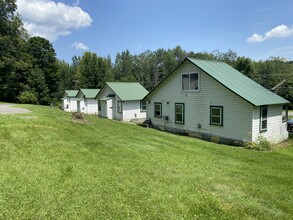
[260, 106, 268, 131]
[210, 106, 223, 126]
[282, 104, 288, 122]
[175, 103, 184, 124]
[154, 102, 162, 118]
[117, 101, 122, 113]
[140, 100, 146, 112]
[98, 100, 101, 111]
[182, 73, 198, 91]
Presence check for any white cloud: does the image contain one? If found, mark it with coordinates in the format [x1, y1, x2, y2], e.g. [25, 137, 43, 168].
[247, 24, 293, 43]
[17, 0, 92, 42]
[247, 33, 264, 43]
[73, 0, 80, 6]
[71, 42, 89, 51]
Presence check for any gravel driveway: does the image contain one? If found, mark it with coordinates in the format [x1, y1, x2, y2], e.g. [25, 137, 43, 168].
[0, 104, 31, 114]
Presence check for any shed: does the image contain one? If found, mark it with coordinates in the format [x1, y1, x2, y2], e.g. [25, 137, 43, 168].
[96, 82, 148, 122]
[61, 90, 78, 112]
[76, 89, 100, 115]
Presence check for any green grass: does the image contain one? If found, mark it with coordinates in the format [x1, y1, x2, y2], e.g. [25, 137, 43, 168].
[1, 104, 293, 219]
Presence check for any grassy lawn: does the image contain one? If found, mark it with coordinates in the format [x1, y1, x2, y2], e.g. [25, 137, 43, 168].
[1, 104, 293, 219]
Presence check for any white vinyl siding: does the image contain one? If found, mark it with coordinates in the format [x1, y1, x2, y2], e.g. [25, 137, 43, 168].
[252, 105, 288, 143]
[96, 85, 146, 122]
[96, 86, 117, 119]
[146, 61, 253, 142]
[64, 97, 77, 112]
[121, 100, 146, 121]
[85, 99, 98, 115]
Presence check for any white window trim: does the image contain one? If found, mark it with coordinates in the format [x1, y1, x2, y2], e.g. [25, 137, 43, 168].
[175, 103, 185, 124]
[210, 106, 223, 126]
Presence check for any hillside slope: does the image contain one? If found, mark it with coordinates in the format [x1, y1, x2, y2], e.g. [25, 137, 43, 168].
[1, 104, 293, 219]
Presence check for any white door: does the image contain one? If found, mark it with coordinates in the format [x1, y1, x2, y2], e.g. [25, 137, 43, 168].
[107, 99, 113, 119]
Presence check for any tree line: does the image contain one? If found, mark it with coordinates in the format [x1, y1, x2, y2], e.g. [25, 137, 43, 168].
[1, 0, 293, 106]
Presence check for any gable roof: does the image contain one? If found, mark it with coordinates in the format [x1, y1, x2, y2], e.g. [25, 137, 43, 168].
[64, 90, 78, 97]
[97, 82, 148, 101]
[77, 89, 100, 99]
[146, 58, 289, 106]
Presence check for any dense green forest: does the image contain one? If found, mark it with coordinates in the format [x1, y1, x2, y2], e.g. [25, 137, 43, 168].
[1, 0, 293, 105]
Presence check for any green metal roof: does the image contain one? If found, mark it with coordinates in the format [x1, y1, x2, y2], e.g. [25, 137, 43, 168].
[64, 90, 78, 97]
[102, 82, 148, 101]
[146, 58, 289, 106]
[187, 58, 288, 106]
[77, 89, 100, 99]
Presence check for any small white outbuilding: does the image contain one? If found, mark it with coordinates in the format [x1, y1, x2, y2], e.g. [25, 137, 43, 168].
[76, 89, 100, 115]
[61, 90, 78, 112]
[96, 82, 148, 122]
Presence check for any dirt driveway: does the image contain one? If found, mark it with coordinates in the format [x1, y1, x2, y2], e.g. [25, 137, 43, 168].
[0, 104, 31, 114]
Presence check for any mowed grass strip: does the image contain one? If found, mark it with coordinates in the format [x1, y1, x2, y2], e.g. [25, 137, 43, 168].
[0, 104, 293, 219]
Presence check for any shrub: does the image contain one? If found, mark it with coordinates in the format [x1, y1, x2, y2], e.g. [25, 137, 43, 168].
[245, 135, 273, 151]
[17, 91, 38, 104]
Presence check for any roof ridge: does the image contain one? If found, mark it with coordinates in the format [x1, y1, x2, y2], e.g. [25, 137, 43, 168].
[187, 57, 223, 63]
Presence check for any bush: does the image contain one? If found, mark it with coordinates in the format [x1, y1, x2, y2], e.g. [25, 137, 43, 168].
[245, 135, 272, 151]
[17, 91, 38, 104]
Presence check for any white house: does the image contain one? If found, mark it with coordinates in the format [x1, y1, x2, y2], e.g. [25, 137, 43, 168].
[76, 89, 100, 115]
[61, 90, 78, 112]
[144, 58, 289, 145]
[96, 82, 148, 122]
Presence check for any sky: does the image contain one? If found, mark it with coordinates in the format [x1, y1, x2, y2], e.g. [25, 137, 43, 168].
[16, 0, 293, 63]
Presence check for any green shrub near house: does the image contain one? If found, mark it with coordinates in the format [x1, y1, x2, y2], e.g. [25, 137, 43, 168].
[0, 104, 293, 219]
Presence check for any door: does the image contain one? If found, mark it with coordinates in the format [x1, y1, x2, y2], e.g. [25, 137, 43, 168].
[107, 99, 113, 119]
[77, 100, 81, 112]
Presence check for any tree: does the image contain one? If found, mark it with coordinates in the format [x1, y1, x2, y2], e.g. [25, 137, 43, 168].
[56, 60, 75, 92]
[234, 56, 254, 78]
[0, 0, 30, 102]
[213, 49, 238, 66]
[77, 52, 112, 88]
[113, 50, 136, 82]
[26, 36, 58, 102]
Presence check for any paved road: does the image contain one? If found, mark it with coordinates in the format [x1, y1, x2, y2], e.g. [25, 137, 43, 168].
[0, 104, 31, 114]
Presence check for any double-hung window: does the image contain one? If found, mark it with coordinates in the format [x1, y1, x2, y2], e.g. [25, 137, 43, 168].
[260, 106, 268, 131]
[282, 104, 288, 122]
[182, 73, 199, 91]
[154, 102, 162, 118]
[175, 103, 184, 124]
[98, 100, 101, 111]
[210, 106, 223, 126]
[117, 101, 122, 113]
[140, 100, 146, 112]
